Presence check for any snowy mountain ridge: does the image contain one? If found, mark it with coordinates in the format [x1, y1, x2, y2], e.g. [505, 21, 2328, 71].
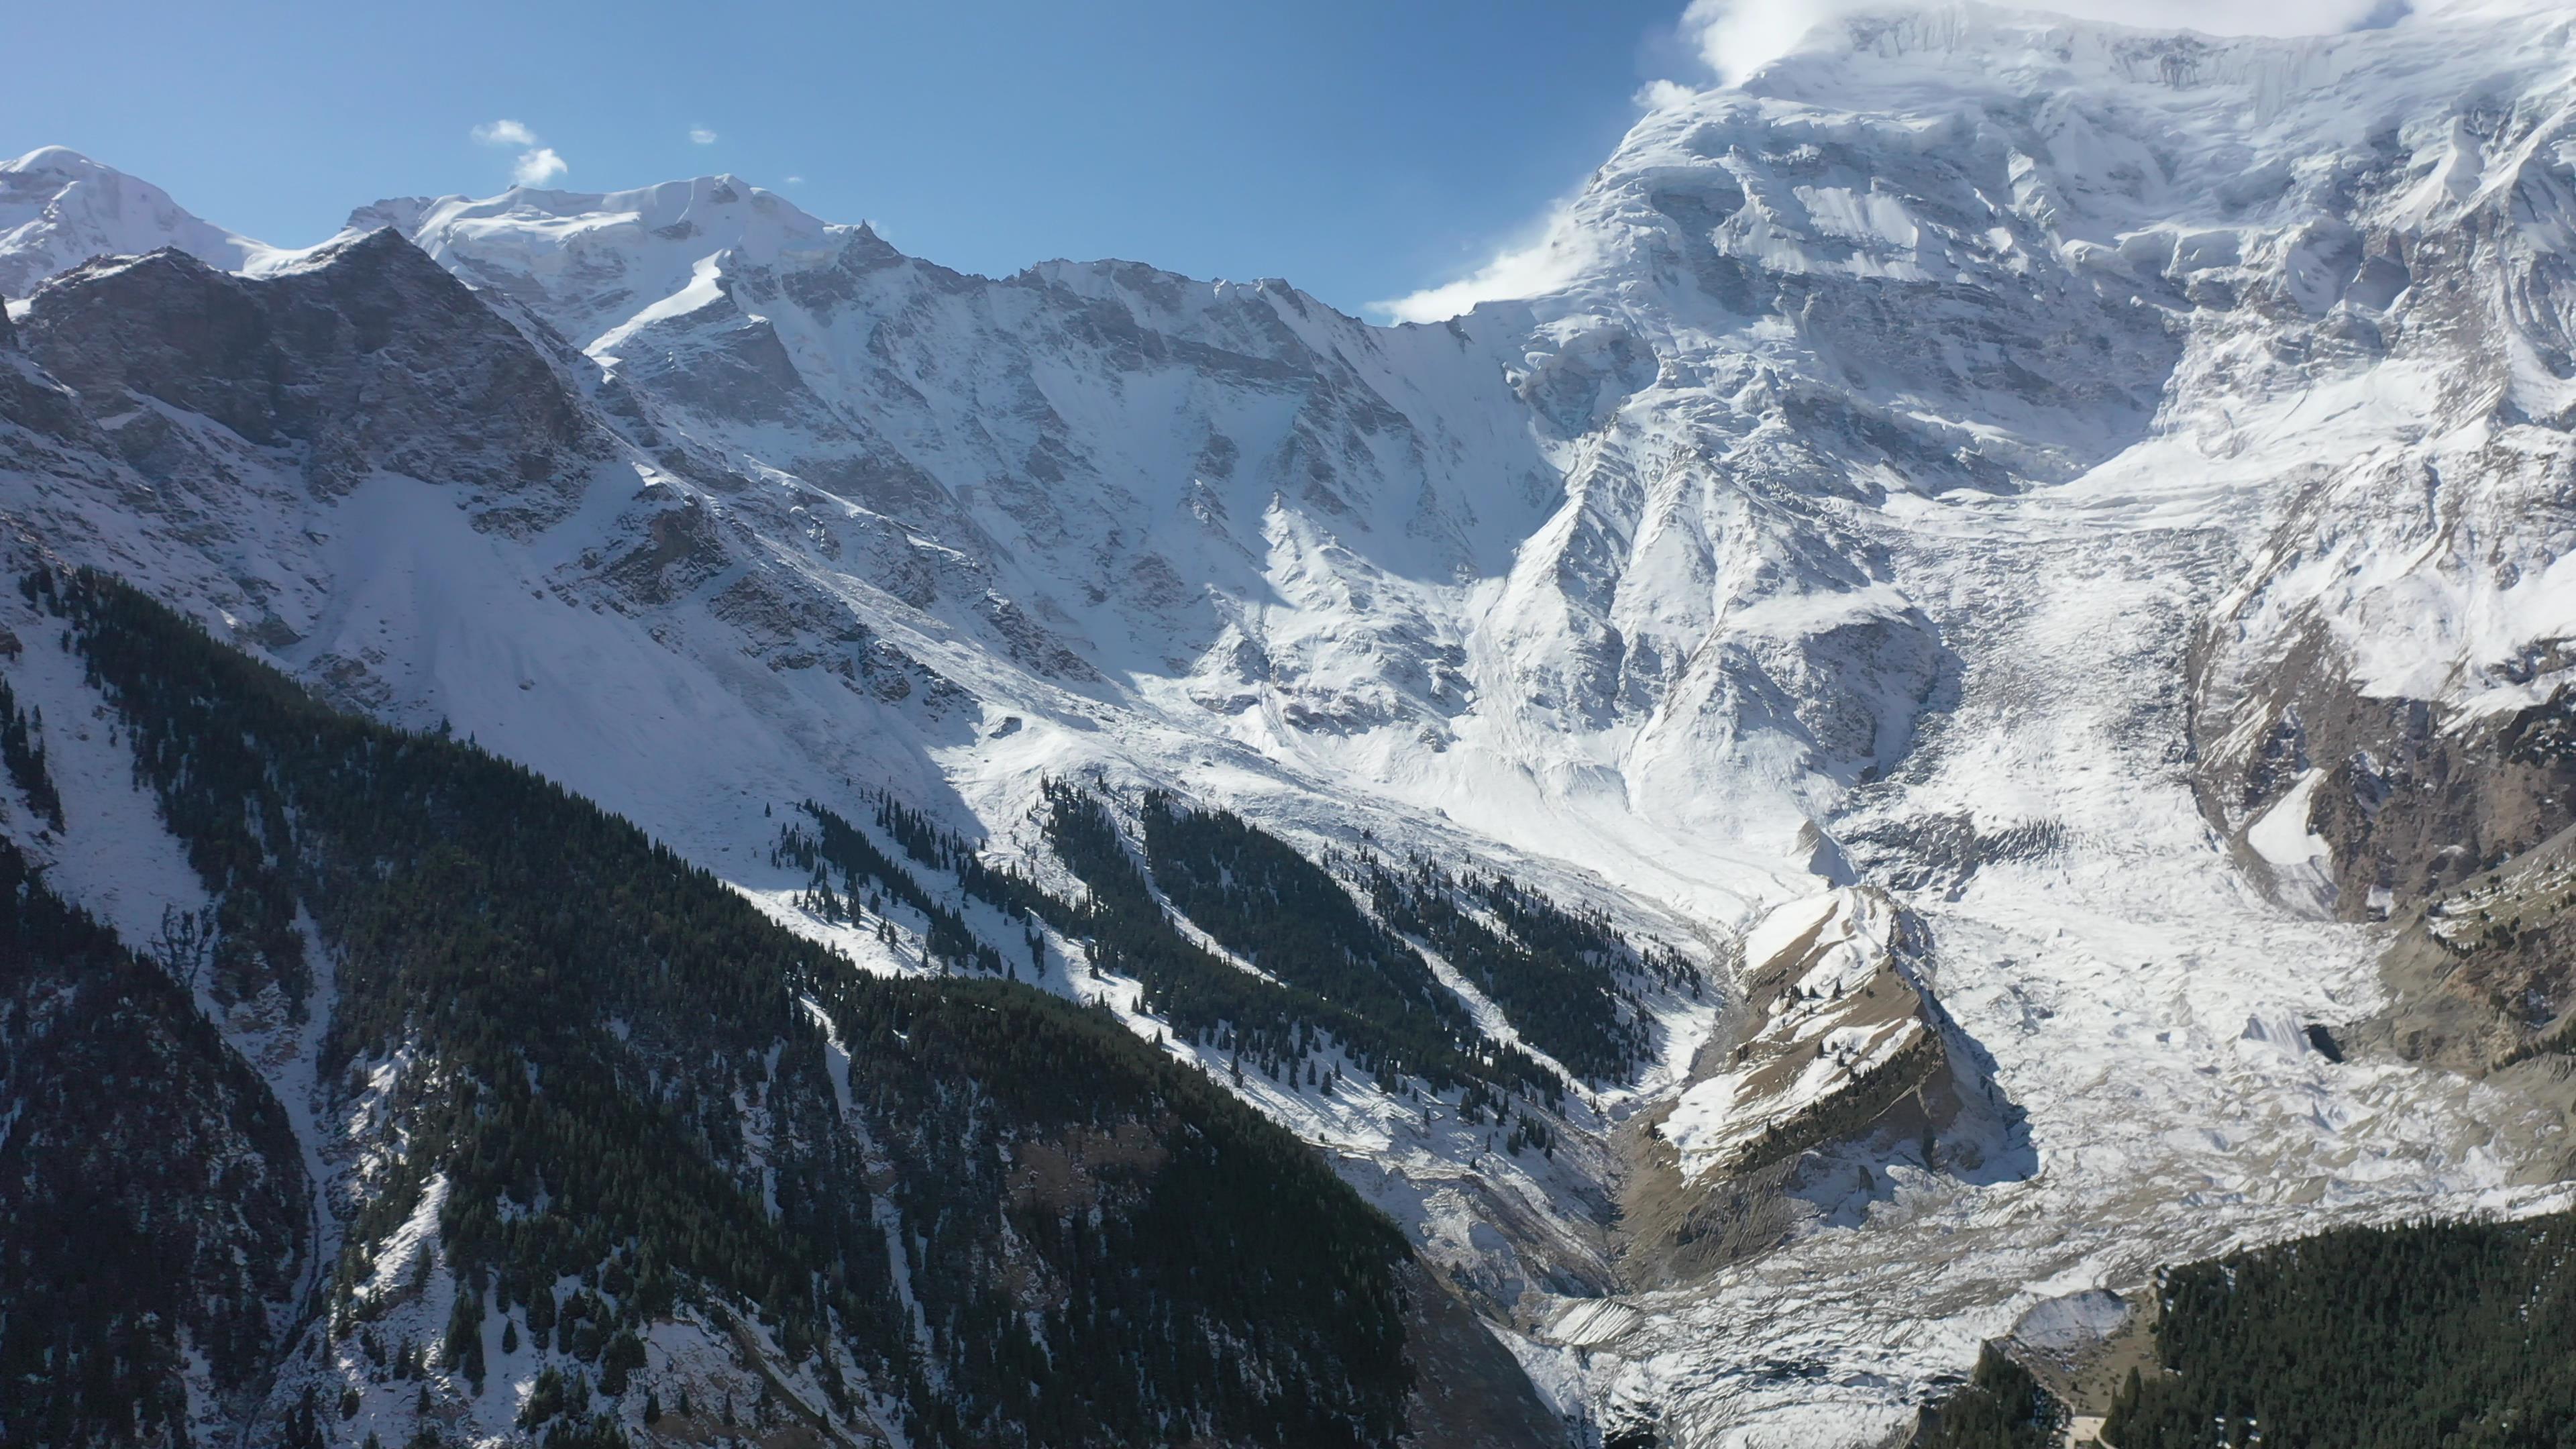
[0, 144, 285, 300]
[8, 2, 2576, 1443]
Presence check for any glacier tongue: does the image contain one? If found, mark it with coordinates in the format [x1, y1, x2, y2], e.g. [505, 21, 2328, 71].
[8, 1, 2576, 1442]
[1584, 390, 2575, 1444]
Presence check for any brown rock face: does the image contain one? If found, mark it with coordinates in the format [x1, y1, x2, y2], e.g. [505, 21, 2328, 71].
[15, 231, 609, 511]
[1614, 890, 1986, 1287]
[2359, 823, 2576, 1067]
[2191, 600, 2576, 1089]
[2194, 621, 2576, 924]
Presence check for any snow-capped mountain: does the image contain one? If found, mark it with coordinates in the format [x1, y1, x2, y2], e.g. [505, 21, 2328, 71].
[0, 145, 280, 300]
[7, 0, 2576, 1443]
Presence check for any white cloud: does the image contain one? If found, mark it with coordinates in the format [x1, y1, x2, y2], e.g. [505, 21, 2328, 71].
[1679, 0, 2402, 85]
[511, 147, 570, 186]
[690, 126, 718, 145]
[470, 118, 539, 148]
[472, 119, 568, 188]
[1372, 200, 1603, 324]
[784, 174, 806, 184]
[1633, 77, 1701, 111]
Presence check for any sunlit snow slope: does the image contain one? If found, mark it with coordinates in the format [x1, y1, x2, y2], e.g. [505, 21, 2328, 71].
[0, 146, 283, 299]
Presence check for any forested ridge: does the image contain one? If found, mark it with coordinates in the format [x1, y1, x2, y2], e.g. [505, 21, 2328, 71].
[1911, 1346, 2065, 1449]
[1364, 853, 1693, 1086]
[2104, 1214, 2576, 1448]
[8, 566, 1421, 1448]
[1912, 1212, 2576, 1449]
[769, 796, 1023, 976]
[1038, 780, 1562, 1114]
[786, 769, 1647, 1160]
[0, 833, 309, 1448]
[1142, 792, 1470, 1043]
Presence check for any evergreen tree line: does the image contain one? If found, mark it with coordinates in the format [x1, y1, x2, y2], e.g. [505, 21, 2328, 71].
[796, 745, 1676, 1107]
[1039, 780, 1562, 1107]
[0, 665, 62, 830]
[803, 782, 1596, 1153]
[1364, 854, 1666, 1086]
[859, 785, 1072, 937]
[1140, 793, 1489, 1065]
[28, 566, 1421, 1449]
[872, 790, 965, 875]
[1911, 1346, 2066, 1448]
[0, 832, 309, 1448]
[770, 801, 1011, 975]
[2103, 1214, 2576, 1448]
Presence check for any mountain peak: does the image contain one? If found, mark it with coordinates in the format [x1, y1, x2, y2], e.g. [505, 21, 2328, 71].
[3, 145, 113, 179]
[386, 172, 843, 281]
[404, 172, 830, 237]
[0, 144, 274, 299]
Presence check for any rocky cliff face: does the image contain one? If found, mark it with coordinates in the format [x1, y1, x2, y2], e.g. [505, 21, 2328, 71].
[2180, 48, 2576, 925]
[2367, 823, 2576, 1066]
[19, 235, 610, 513]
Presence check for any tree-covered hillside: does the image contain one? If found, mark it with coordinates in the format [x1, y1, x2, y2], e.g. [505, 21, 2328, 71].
[0, 833, 309, 1449]
[1910, 1346, 2065, 1449]
[7, 566, 1428, 1448]
[1038, 782, 1560, 1110]
[1913, 1212, 2576, 1448]
[2105, 1215, 2576, 1448]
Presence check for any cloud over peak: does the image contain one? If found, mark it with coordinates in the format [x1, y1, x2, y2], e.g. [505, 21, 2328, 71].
[1379, 0, 2416, 323]
[468, 118, 539, 148]
[511, 148, 570, 186]
[1372, 200, 1601, 325]
[471, 118, 568, 189]
[1679, 0, 2405, 85]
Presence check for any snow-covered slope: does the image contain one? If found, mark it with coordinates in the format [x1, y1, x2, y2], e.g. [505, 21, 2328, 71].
[10, 1, 2576, 1442]
[0, 146, 281, 301]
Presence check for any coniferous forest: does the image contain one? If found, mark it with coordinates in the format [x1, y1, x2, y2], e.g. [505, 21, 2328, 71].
[1039, 782, 1565, 1109]
[1911, 1346, 2065, 1449]
[1363, 853, 1688, 1086]
[0, 566, 1419, 1448]
[1912, 1214, 2576, 1448]
[0, 833, 309, 1447]
[2103, 1215, 2576, 1448]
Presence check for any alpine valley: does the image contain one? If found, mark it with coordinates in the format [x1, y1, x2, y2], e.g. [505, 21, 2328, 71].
[7, 2, 2576, 1446]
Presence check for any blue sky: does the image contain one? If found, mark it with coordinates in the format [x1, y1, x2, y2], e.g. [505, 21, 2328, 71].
[3, 0, 1698, 319]
[5, 0, 2404, 319]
